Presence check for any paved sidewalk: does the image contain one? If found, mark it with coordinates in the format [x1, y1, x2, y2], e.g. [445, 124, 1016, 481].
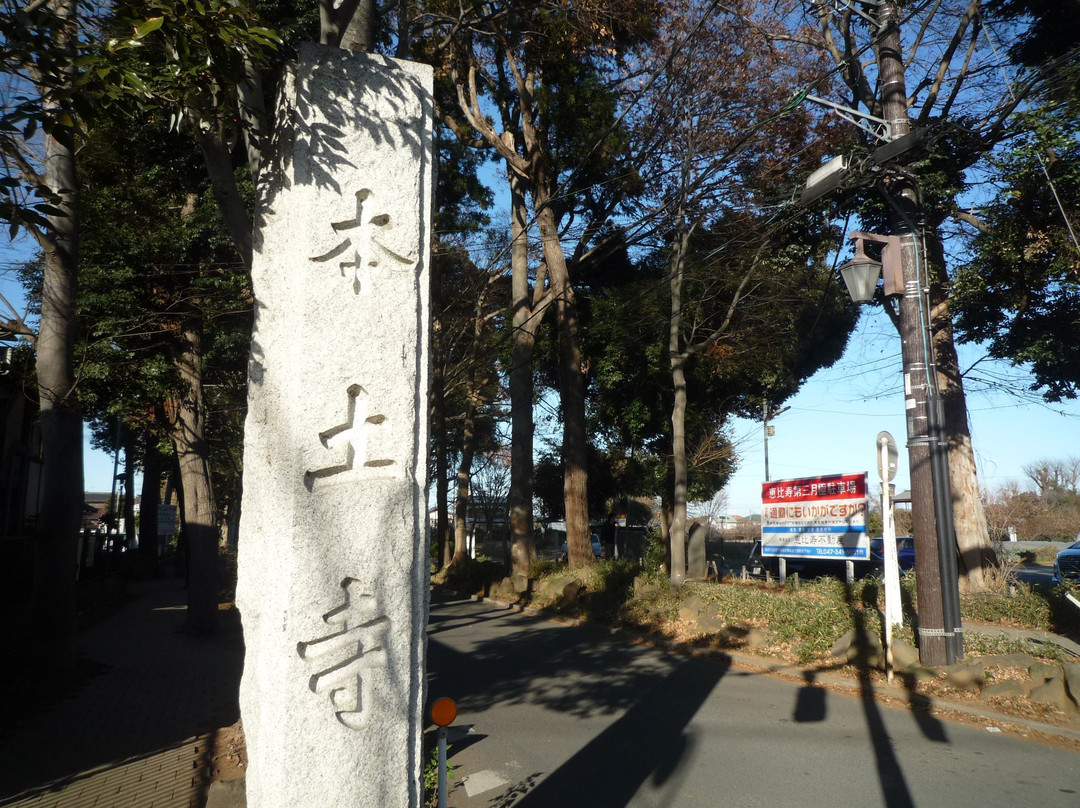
[0, 579, 244, 808]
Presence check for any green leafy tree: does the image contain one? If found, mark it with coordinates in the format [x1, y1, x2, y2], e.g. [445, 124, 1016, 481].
[952, 118, 1080, 401]
[74, 103, 253, 631]
[767, 0, 1073, 594]
[1, 0, 86, 656]
[425, 0, 661, 570]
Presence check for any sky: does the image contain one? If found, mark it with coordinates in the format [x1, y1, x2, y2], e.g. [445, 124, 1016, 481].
[712, 308, 1080, 518]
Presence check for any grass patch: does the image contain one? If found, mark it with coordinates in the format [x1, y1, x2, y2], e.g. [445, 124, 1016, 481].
[434, 556, 1077, 668]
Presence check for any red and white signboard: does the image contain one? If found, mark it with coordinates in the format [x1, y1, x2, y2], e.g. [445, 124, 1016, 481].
[761, 472, 869, 559]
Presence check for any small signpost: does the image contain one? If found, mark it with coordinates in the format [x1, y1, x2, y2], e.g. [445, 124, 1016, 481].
[878, 431, 903, 681]
[157, 504, 178, 536]
[430, 697, 457, 808]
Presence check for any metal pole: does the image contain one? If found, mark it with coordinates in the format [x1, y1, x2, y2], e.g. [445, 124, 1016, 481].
[763, 401, 771, 482]
[928, 397, 965, 660]
[875, 0, 956, 666]
[437, 725, 448, 808]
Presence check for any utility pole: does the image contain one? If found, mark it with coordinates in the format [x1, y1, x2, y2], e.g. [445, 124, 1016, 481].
[875, 0, 963, 665]
[762, 401, 789, 483]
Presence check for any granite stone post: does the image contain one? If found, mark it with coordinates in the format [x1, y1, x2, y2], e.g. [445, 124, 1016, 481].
[687, 521, 707, 580]
[236, 44, 433, 808]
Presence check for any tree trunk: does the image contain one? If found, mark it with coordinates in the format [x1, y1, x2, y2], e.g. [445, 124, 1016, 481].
[31, 0, 83, 660]
[507, 157, 539, 578]
[536, 203, 591, 569]
[431, 255, 451, 570]
[196, 128, 253, 269]
[139, 436, 165, 560]
[668, 224, 690, 586]
[451, 399, 476, 566]
[659, 499, 672, 576]
[926, 231, 994, 590]
[123, 427, 137, 549]
[169, 317, 219, 633]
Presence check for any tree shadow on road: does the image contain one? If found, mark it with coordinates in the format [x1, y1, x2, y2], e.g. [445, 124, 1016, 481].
[791, 581, 949, 808]
[428, 592, 729, 807]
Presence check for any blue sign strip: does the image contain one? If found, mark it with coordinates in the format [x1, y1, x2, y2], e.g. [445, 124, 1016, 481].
[762, 545, 870, 560]
[762, 525, 866, 534]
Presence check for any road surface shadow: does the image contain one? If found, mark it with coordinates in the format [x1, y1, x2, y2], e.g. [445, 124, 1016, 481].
[428, 592, 728, 807]
[500, 655, 728, 807]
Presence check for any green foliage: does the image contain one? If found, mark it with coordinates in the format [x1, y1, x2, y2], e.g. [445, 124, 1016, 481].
[951, 109, 1080, 401]
[433, 557, 505, 597]
[578, 559, 639, 623]
[962, 631, 1072, 664]
[640, 527, 668, 577]
[422, 734, 452, 808]
[586, 209, 858, 508]
[528, 557, 562, 579]
[70, 97, 252, 510]
[102, 0, 281, 114]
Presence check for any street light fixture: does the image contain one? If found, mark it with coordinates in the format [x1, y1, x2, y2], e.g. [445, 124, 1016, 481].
[839, 227, 964, 666]
[762, 402, 790, 482]
[838, 231, 904, 304]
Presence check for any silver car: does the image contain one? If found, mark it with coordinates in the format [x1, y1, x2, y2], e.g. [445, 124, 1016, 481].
[1051, 535, 1080, 586]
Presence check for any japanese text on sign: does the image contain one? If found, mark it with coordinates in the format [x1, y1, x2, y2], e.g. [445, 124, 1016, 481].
[761, 472, 869, 559]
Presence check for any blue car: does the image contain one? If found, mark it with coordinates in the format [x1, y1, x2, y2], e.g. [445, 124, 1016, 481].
[559, 533, 603, 561]
[869, 536, 915, 571]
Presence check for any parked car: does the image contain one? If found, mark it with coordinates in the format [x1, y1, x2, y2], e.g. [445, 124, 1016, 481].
[744, 536, 913, 580]
[559, 533, 603, 561]
[1051, 535, 1080, 587]
[869, 536, 916, 572]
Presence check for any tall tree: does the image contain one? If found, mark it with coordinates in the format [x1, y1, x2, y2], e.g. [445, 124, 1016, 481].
[951, 1, 1080, 402]
[428, 0, 659, 569]
[768, 0, 1066, 592]
[620, 0, 850, 583]
[74, 102, 254, 631]
[0, 0, 86, 656]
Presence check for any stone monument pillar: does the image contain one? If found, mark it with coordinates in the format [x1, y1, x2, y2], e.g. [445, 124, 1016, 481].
[687, 521, 708, 580]
[236, 44, 433, 808]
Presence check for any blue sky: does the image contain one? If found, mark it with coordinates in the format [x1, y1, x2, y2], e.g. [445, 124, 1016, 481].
[716, 307, 1080, 518]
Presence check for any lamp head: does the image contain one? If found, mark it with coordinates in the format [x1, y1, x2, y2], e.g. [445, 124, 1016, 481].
[839, 238, 883, 304]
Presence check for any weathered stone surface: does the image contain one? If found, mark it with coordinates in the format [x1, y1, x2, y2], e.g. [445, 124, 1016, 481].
[981, 652, 1039, 669]
[236, 45, 433, 808]
[1029, 676, 1077, 713]
[697, 611, 726, 634]
[1028, 660, 1063, 683]
[944, 661, 985, 690]
[678, 594, 704, 623]
[1063, 662, 1080, 708]
[560, 578, 584, 605]
[687, 522, 707, 580]
[206, 779, 247, 808]
[980, 680, 1030, 700]
[889, 638, 919, 670]
[538, 573, 583, 604]
[633, 576, 662, 598]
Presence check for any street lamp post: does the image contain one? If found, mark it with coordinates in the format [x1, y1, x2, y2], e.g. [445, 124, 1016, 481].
[762, 401, 789, 483]
[838, 232, 963, 666]
[798, 0, 963, 666]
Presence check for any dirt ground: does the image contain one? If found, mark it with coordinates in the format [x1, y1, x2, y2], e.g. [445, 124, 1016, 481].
[207, 718, 247, 782]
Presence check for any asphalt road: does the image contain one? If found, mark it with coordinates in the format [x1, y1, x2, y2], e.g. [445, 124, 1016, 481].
[426, 591, 1080, 808]
[1011, 563, 1057, 586]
